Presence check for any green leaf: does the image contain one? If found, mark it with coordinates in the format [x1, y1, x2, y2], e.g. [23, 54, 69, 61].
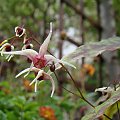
[0, 110, 7, 120]
[82, 88, 120, 120]
[24, 102, 38, 111]
[103, 101, 120, 120]
[7, 112, 17, 120]
[62, 37, 120, 61]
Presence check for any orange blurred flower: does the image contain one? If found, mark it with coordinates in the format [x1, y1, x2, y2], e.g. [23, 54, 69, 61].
[39, 106, 57, 120]
[0, 86, 11, 94]
[82, 64, 95, 76]
[23, 79, 34, 92]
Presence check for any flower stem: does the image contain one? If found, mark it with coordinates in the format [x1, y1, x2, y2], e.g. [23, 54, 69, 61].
[103, 114, 112, 120]
[54, 71, 82, 99]
[60, 63, 95, 108]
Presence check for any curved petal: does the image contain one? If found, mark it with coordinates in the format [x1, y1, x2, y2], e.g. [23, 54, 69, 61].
[59, 60, 76, 69]
[29, 70, 44, 86]
[49, 76, 55, 97]
[45, 54, 59, 63]
[1, 49, 38, 61]
[0, 43, 11, 50]
[39, 23, 52, 56]
[35, 80, 38, 92]
[15, 68, 31, 78]
[24, 62, 34, 78]
[45, 54, 76, 70]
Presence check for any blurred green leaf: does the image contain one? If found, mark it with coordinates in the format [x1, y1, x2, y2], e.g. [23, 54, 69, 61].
[7, 112, 17, 120]
[0, 110, 7, 120]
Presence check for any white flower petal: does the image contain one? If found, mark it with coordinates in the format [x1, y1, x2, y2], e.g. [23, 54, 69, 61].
[7, 55, 14, 62]
[59, 60, 76, 69]
[49, 76, 55, 97]
[15, 68, 31, 78]
[45, 54, 76, 70]
[45, 54, 58, 63]
[0, 49, 38, 60]
[0, 43, 10, 51]
[39, 23, 52, 56]
[1, 49, 5, 56]
[24, 62, 34, 78]
[95, 87, 113, 93]
[35, 80, 38, 92]
[29, 70, 44, 86]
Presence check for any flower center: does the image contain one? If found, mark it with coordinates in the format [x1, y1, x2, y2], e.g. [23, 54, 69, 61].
[33, 55, 47, 69]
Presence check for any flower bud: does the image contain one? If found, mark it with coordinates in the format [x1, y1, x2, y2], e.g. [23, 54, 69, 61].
[22, 44, 33, 50]
[15, 26, 26, 37]
[50, 62, 55, 72]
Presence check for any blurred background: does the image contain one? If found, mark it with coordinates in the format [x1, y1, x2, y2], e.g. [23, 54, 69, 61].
[0, 0, 120, 120]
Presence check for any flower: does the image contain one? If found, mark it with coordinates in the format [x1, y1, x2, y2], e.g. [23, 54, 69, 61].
[16, 67, 55, 97]
[82, 64, 95, 76]
[39, 106, 57, 120]
[0, 23, 75, 96]
[1, 23, 75, 70]
[0, 43, 14, 61]
[15, 26, 26, 37]
[95, 87, 114, 94]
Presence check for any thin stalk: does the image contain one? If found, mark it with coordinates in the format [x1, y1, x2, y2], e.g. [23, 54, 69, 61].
[54, 71, 82, 99]
[60, 63, 95, 108]
[0, 36, 16, 46]
[103, 114, 112, 120]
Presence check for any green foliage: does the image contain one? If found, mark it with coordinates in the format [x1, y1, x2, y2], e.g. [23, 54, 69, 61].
[103, 102, 120, 120]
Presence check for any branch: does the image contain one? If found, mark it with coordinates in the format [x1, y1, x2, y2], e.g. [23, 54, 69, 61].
[66, 36, 82, 47]
[62, 0, 102, 30]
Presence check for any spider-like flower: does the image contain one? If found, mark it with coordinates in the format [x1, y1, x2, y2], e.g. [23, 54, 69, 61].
[0, 23, 75, 96]
[16, 67, 55, 97]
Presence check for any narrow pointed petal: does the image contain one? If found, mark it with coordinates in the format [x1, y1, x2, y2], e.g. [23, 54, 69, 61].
[6, 54, 11, 60]
[1, 49, 5, 56]
[7, 55, 14, 62]
[49, 76, 55, 97]
[29, 70, 44, 86]
[45, 54, 58, 63]
[35, 80, 38, 92]
[59, 60, 76, 69]
[45, 54, 76, 70]
[0, 43, 10, 50]
[39, 23, 52, 56]
[15, 68, 31, 78]
[0, 49, 38, 60]
[24, 62, 34, 78]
